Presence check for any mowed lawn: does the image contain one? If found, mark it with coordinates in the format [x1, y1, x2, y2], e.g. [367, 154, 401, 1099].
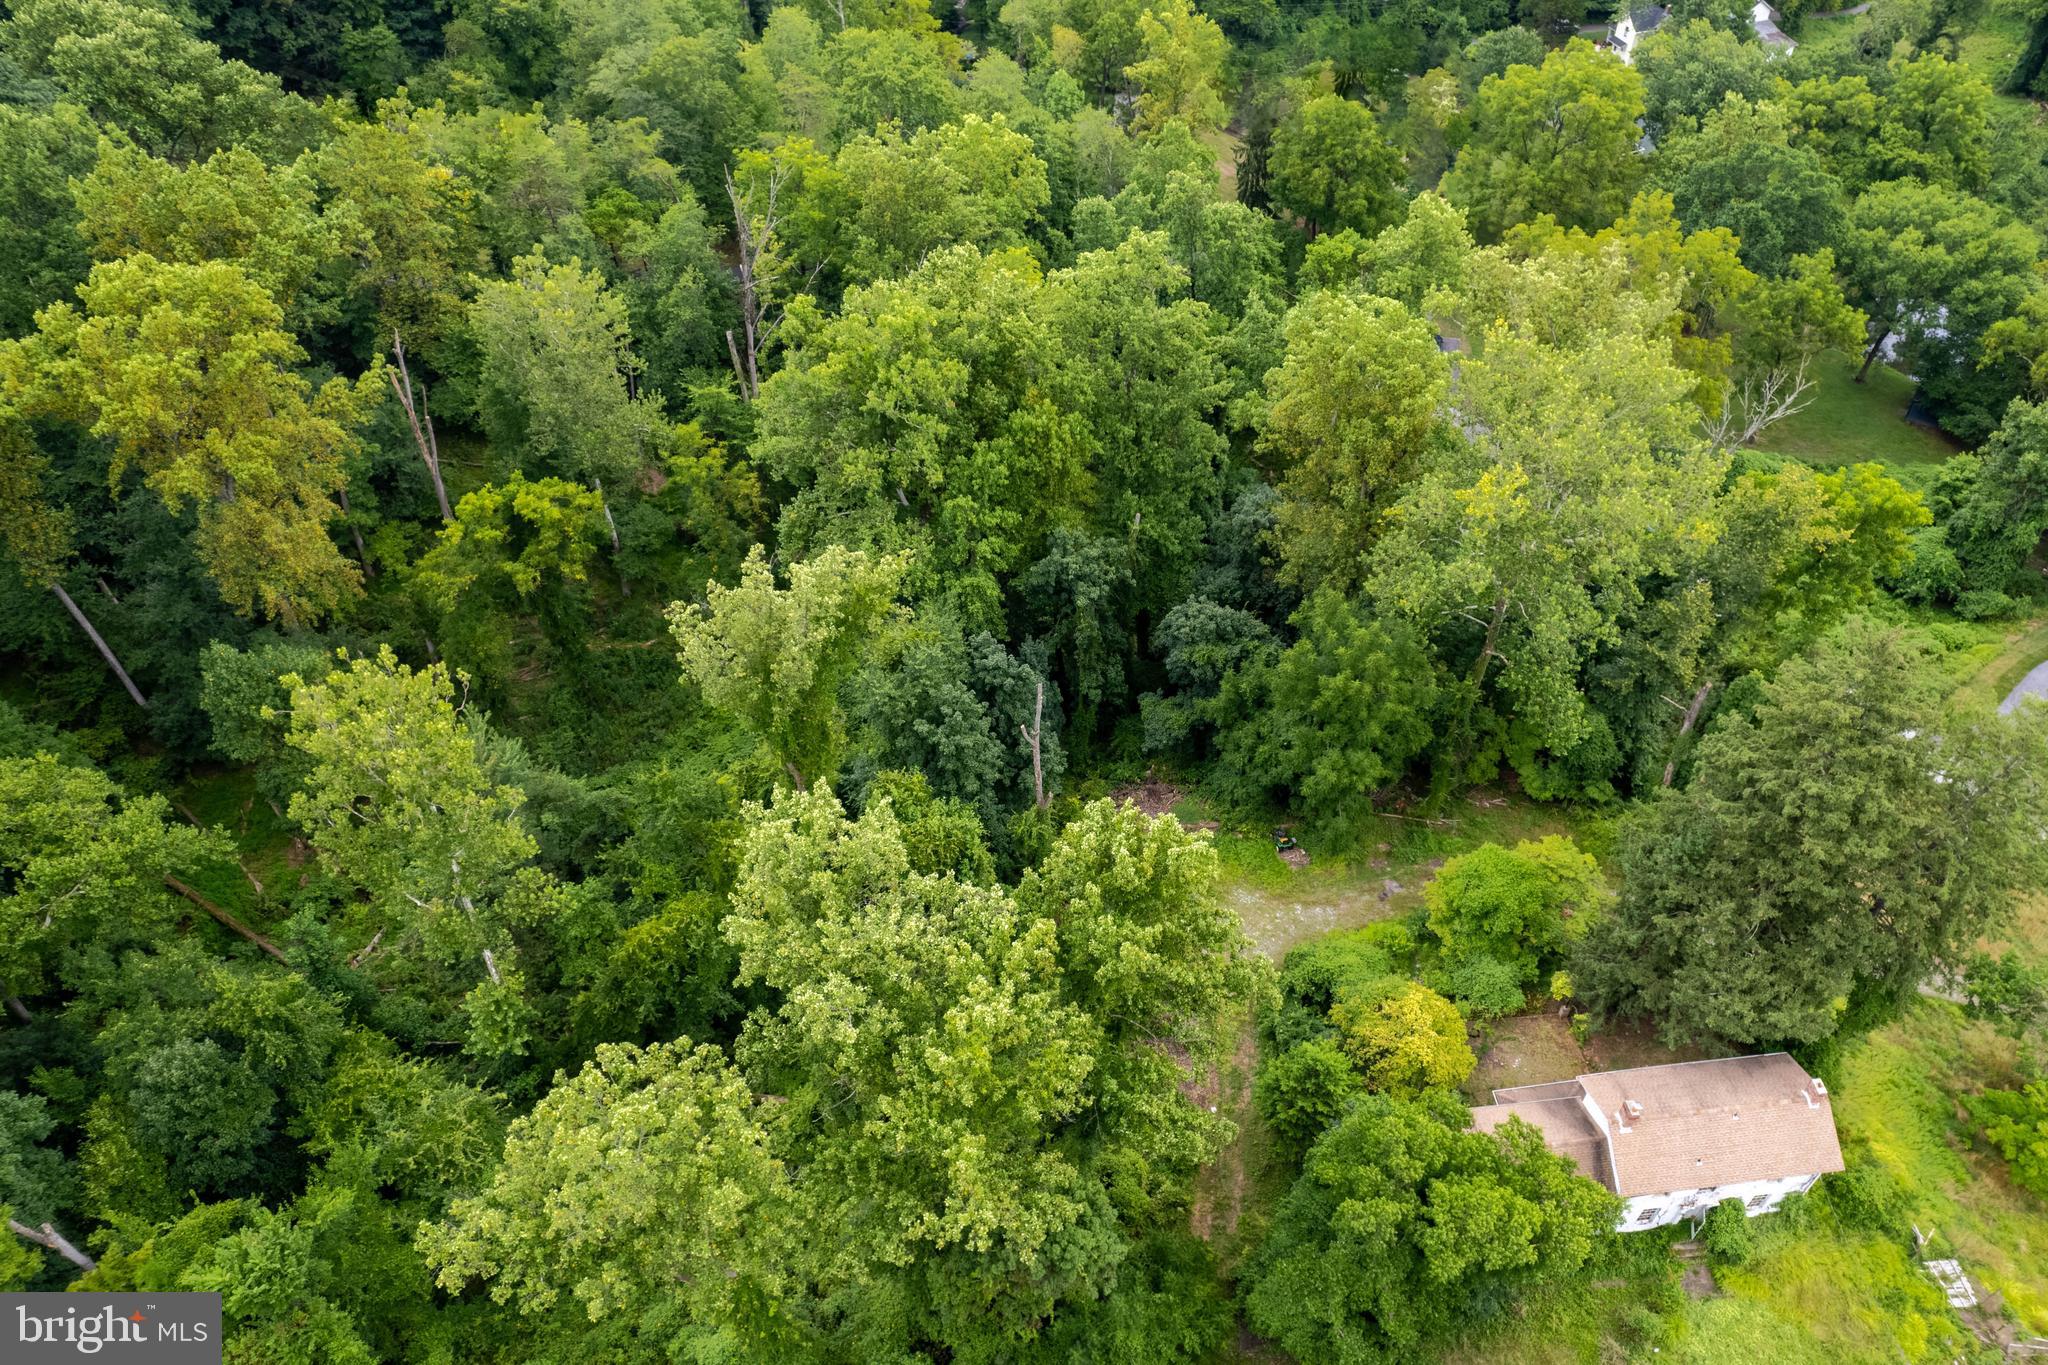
[1751, 349, 1961, 473]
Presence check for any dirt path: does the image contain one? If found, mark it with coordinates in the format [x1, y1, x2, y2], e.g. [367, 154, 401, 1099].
[1188, 1025, 1259, 1247]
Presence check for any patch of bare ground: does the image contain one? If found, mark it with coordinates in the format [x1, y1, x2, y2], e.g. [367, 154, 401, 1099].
[1465, 1010, 1590, 1103]
[1227, 880, 1410, 960]
[1108, 774, 1186, 817]
[1581, 1016, 1709, 1073]
[1466, 1010, 1709, 1104]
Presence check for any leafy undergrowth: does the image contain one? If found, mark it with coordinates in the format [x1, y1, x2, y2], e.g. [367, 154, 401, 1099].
[166, 763, 303, 932]
[1829, 1002, 2048, 1334]
[1949, 615, 2048, 714]
[1705, 1222, 1965, 1362]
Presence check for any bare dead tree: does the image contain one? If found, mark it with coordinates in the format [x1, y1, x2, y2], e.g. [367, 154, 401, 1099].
[389, 331, 454, 522]
[1660, 681, 1714, 787]
[48, 582, 147, 709]
[348, 927, 384, 969]
[723, 162, 816, 401]
[1704, 359, 1819, 451]
[9, 1219, 97, 1273]
[1020, 678, 1049, 810]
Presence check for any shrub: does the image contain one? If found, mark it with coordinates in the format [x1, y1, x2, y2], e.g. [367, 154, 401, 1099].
[1615, 1304, 1668, 1348]
[1964, 1082, 2048, 1197]
[1960, 949, 2048, 1035]
[1266, 929, 1403, 1051]
[1955, 588, 2018, 620]
[1700, 1197, 1754, 1266]
[1439, 953, 1526, 1021]
[1255, 1040, 1364, 1158]
[1820, 1158, 1914, 1239]
[1424, 836, 1601, 983]
[1330, 980, 1475, 1097]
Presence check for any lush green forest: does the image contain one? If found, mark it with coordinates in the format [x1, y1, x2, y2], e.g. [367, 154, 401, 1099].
[4, 0, 2048, 1357]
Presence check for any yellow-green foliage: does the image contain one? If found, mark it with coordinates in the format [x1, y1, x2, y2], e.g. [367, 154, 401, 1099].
[1664, 1298, 1843, 1365]
[1831, 1002, 2048, 1333]
[1711, 1227, 1960, 1362]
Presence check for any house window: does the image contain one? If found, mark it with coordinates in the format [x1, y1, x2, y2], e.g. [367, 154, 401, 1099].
[1746, 1194, 1769, 1210]
[1636, 1208, 1662, 1224]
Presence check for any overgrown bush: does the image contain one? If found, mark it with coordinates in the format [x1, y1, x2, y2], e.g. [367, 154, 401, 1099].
[1264, 923, 1412, 1051]
[1434, 952, 1526, 1021]
[1700, 1197, 1754, 1266]
[1965, 1082, 2048, 1197]
[1255, 1039, 1364, 1159]
[1820, 1158, 1914, 1240]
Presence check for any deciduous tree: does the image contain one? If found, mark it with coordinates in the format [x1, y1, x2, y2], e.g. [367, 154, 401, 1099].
[3, 256, 381, 624]
[669, 545, 907, 791]
[1244, 1090, 1621, 1362]
[1442, 39, 1645, 241]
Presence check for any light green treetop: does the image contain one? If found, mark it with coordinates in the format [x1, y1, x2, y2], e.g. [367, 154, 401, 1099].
[669, 544, 908, 791]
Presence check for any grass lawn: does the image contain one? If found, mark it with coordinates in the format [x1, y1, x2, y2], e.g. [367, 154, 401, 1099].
[1750, 349, 1961, 472]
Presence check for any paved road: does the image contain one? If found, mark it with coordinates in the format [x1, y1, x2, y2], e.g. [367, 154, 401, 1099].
[2000, 658, 2048, 715]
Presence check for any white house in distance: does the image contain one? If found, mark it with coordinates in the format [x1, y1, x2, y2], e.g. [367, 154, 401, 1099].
[1470, 1053, 1846, 1231]
[1607, 2, 1796, 64]
[1607, 4, 1669, 63]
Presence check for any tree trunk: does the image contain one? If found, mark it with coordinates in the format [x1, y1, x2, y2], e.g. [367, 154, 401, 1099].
[49, 583, 148, 709]
[1660, 681, 1714, 788]
[1855, 327, 1890, 383]
[784, 761, 807, 793]
[9, 1219, 97, 1273]
[95, 574, 119, 604]
[390, 331, 454, 522]
[163, 875, 288, 963]
[348, 928, 383, 969]
[591, 479, 628, 596]
[1019, 679, 1048, 810]
[1468, 592, 1511, 695]
[3, 993, 30, 1024]
[335, 486, 374, 578]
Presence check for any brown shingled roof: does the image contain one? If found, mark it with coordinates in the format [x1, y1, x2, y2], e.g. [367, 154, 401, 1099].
[1471, 1096, 1613, 1190]
[1471, 1053, 1845, 1201]
[1577, 1053, 1844, 1198]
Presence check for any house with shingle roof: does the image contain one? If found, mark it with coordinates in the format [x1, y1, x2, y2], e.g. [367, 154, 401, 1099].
[1471, 1053, 1845, 1231]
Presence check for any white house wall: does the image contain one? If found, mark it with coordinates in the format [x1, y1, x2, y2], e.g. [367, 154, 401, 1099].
[1617, 1173, 1818, 1231]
